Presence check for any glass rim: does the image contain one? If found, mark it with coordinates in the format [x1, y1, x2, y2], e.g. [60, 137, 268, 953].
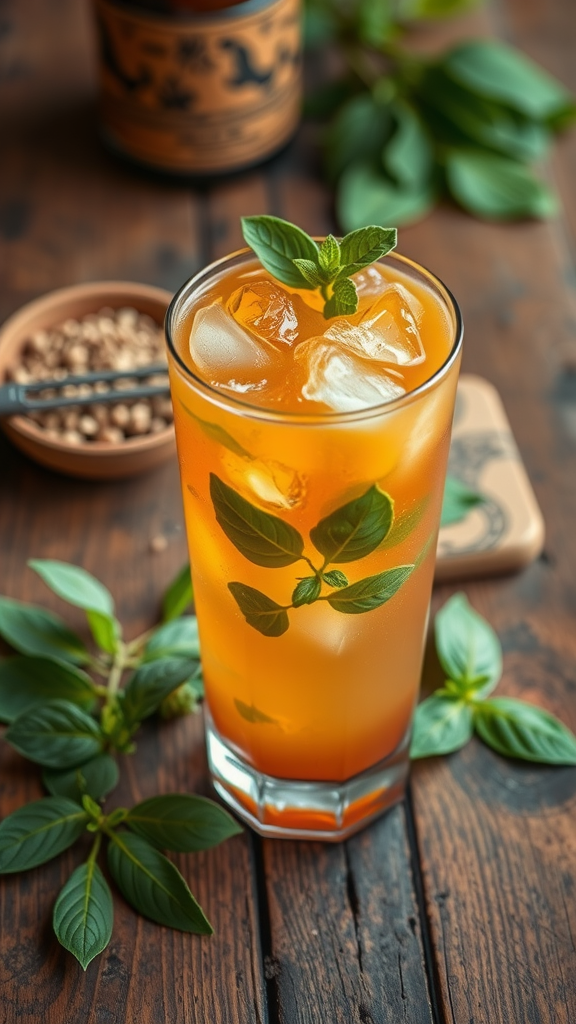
[165, 246, 464, 426]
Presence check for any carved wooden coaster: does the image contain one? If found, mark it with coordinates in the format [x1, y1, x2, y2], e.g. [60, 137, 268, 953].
[435, 374, 545, 581]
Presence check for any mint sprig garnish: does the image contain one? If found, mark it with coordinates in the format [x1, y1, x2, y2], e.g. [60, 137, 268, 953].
[0, 560, 240, 970]
[411, 593, 576, 764]
[240, 215, 397, 318]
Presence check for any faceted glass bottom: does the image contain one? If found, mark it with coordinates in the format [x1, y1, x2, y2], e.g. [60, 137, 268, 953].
[205, 710, 410, 841]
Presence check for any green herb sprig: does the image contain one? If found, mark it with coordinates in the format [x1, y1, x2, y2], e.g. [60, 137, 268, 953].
[241, 215, 397, 318]
[0, 561, 241, 970]
[411, 593, 576, 763]
[305, 0, 576, 225]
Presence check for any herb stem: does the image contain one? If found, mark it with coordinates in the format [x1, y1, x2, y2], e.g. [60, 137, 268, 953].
[87, 831, 102, 866]
[125, 627, 155, 656]
[105, 644, 126, 707]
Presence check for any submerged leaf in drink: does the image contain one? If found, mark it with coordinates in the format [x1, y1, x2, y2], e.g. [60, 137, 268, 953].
[166, 234, 462, 839]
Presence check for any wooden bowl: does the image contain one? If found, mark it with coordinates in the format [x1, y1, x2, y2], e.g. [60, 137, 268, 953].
[0, 281, 176, 479]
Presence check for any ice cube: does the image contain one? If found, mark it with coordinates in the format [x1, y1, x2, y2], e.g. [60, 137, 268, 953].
[353, 265, 389, 302]
[222, 451, 306, 510]
[295, 338, 405, 413]
[227, 280, 299, 347]
[189, 301, 271, 381]
[324, 285, 425, 367]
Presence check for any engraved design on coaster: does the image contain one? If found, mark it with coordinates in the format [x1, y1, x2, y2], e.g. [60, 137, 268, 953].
[435, 374, 545, 581]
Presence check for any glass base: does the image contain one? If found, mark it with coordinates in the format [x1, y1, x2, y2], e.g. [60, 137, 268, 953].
[205, 711, 410, 841]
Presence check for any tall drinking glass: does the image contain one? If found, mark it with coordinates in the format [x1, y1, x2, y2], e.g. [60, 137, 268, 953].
[166, 248, 462, 840]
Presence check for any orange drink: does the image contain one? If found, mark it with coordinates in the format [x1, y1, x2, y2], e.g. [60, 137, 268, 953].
[166, 233, 462, 840]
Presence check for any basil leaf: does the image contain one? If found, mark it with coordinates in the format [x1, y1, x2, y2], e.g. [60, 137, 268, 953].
[324, 276, 359, 318]
[474, 698, 576, 765]
[318, 234, 341, 276]
[43, 754, 120, 803]
[0, 797, 89, 873]
[178, 401, 252, 459]
[210, 474, 304, 568]
[325, 94, 392, 181]
[292, 577, 321, 607]
[5, 699, 103, 768]
[435, 593, 502, 697]
[410, 695, 473, 759]
[0, 656, 96, 723]
[337, 162, 435, 232]
[444, 39, 575, 122]
[310, 484, 394, 564]
[121, 657, 199, 727]
[338, 225, 398, 277]
[292, 258, 324, 287]
[397, 0, 473, 15]
[420, 68, 550, 162]
[107, 831, 213, 934]
[162, 564, 194, 622]
[145, 616, 200, 661]
[445, 150, 557, 220]
[327, 565, 413, 614]
[126, 794, 242, 852]
[53, 861, 113, 970]
[235, 699, 278, 724]
[0, 597, 89, 664]
[28, 560, 114, 617]
[441, 475, 485, 527]
[322, 569, 348, 588]
[384, 101, 433, 189]
[241, 215, 319, 290]
[86, 610, 121, 656]
[228, 582, 289, 637]
[380, 496, 429, 549]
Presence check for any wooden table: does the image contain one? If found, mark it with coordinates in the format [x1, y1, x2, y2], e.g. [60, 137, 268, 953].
[2, 2, 576, 1021]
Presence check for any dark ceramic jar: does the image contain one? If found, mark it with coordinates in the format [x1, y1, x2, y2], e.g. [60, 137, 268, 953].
[93, 0, 302, 175]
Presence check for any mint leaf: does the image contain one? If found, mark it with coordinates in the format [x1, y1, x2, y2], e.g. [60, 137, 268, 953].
[43, 754, 120, 804]
[292, 577, 321, 607]
[445, 150, 557, 220]
[235, 699, 278, 724]
[322, 570, 349, 588]
[441, 475, 485, 526]
[380, 496, 429, 550]
[0, 597, 89, 664]
[53, 861, 113, 970]
[327, 565, 413, 614]
[444, 39, 575, 122]
[435, 593, 502, 697]
[5, 699, 104, 769]
[145, 616, 200, 661]
[0, 798, 89, 873]
[474, 698, 576, 765]
[0, 656, 96, 723]
[126, 794, 241, 852]
[410, 695, 473, 759]
[324, 276, 359, 317]
[210, 474, 304, 568]
[325, 94, 392, 181]
[86, 610, 121, 655]
[292, 258, 324, 288]
[310, 484, 394, 564]
[107, 831, 213, 934]
[162, 564, 194, 622]
[228, 582, 289, 637]
[121, 658, 199, 727]
[338, 225, 398, 277]
[241, 216, 319, 290]
[318, 235, 341, 276]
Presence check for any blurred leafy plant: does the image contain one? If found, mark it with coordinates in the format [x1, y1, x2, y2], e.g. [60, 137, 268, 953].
[0, 561, 241, 970]
[305, 0, 576, 226]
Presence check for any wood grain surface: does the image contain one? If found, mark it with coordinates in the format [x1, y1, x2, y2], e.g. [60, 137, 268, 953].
[1, 0, 576, 1022]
